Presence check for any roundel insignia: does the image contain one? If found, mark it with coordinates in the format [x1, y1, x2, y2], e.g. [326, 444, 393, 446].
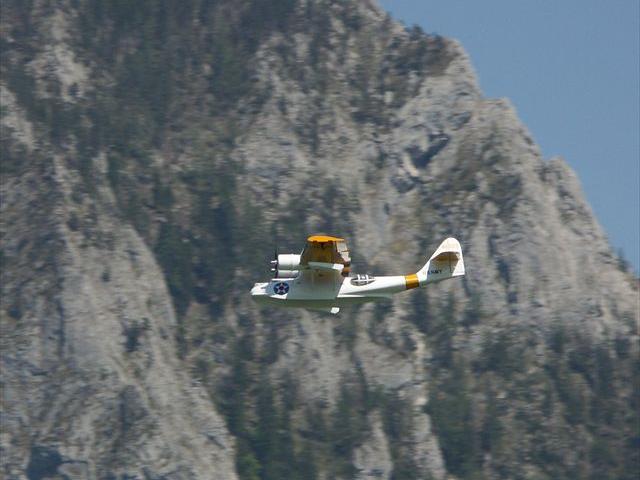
[273, 282, 289, 295]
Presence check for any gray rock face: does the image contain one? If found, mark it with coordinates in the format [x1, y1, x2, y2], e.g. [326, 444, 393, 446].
[1, 120, 237, 478]
[1, 1, 637, 479]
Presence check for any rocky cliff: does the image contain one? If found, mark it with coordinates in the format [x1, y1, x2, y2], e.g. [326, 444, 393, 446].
[1, 1, 638, 479]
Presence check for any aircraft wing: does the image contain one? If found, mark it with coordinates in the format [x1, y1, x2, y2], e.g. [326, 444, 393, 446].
[300, 235, 351, 276]
[308, 261, 344, 272]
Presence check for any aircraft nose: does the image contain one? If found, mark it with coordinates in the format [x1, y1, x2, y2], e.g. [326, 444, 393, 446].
[250, 283, 268, 296]
[250, 283, 270, 304]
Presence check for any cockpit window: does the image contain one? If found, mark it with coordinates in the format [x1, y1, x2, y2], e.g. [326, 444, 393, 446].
[350, 274, 375, 286]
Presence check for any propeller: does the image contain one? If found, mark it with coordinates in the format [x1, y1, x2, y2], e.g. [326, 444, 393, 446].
[270, 241, 279, 275]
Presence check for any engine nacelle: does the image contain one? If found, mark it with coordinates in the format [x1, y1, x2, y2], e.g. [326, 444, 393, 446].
[270, 254, 301, 278]
[277, 254, 301, 270]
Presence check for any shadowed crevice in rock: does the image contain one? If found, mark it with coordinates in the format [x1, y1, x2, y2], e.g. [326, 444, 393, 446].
[26, 446, 63, 480]
[408, 133, 450, 169]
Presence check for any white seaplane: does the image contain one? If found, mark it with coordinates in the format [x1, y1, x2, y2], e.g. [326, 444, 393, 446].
[250, 235, 465, 314]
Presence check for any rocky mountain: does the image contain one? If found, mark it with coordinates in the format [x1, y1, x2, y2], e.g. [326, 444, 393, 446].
[1, 1, 638, 479]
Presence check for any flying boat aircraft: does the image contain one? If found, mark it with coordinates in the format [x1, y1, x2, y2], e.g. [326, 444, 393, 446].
[250, 235, 465, 314]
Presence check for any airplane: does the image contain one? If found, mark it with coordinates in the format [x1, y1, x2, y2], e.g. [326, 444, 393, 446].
[250, 235, 465, 314]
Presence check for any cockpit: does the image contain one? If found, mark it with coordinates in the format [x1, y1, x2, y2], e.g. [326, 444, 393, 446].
[350, 274, 375, 286]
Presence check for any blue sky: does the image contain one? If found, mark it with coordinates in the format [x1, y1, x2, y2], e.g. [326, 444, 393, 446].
[379, 0, 639, 272]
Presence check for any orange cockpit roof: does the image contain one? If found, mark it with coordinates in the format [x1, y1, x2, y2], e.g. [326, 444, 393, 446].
[307, 235, 344, 243]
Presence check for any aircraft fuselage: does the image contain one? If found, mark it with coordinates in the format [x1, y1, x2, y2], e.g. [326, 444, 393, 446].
[250, 274, 407, 311]
[250, 237, 465, 314]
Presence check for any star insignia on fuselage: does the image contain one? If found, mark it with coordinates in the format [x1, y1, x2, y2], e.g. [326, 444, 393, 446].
[273, 282, 289, 295]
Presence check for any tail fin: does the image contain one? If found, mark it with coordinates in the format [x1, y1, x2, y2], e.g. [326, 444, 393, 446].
[416, 238, 465, 286]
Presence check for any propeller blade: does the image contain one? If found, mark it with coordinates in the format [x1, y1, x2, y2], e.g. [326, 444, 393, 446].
[271, 240, 279, 275]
